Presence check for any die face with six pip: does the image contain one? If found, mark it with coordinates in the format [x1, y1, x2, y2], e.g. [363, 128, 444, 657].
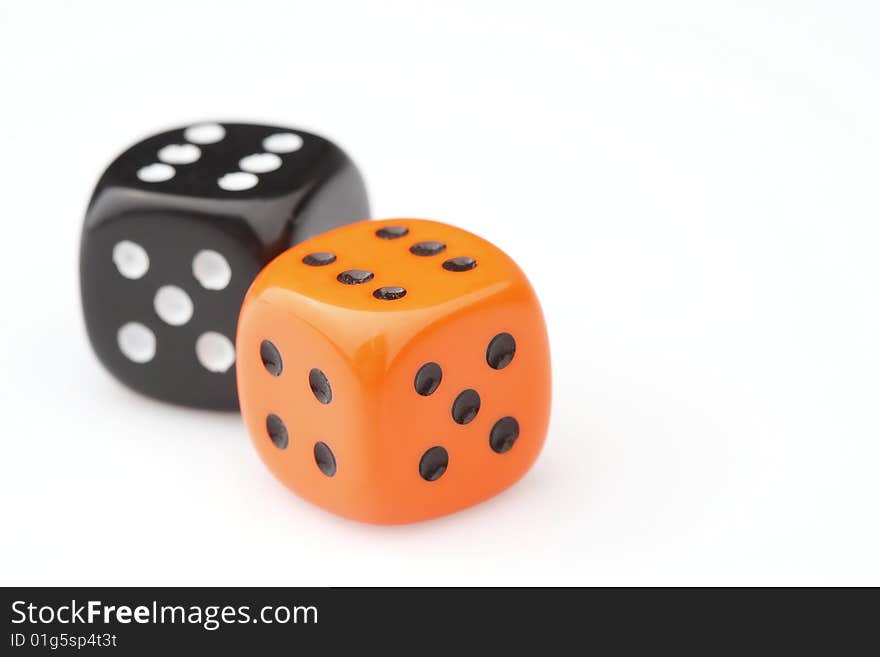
[236, 218, 551, 524]
[80, 122, 369, 410]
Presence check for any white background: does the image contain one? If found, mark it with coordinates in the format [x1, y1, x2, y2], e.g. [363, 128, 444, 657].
[0, 0, 877, 586]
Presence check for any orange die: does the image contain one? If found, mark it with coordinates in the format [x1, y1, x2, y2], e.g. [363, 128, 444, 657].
[235, 219, 551, 524]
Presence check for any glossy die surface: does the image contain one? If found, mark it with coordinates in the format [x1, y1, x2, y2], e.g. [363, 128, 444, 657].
[236, 219, 551, 523]
[80, 122, 368, 409]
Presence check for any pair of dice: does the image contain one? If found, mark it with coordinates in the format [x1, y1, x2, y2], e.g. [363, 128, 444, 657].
[81, 122, 551, 523]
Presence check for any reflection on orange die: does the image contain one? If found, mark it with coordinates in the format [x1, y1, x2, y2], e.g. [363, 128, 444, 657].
[236, 219, 551, 524]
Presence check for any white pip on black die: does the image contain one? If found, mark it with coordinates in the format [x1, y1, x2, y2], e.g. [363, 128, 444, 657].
[80, 122, 369, 410]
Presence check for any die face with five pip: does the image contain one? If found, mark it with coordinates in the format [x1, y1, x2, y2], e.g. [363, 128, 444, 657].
[80, 122, 369, 410]
[236, 219, 551, 524]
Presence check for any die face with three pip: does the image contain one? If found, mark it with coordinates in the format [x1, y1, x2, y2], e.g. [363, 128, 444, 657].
[80, 122, 369, 409]
[236, 218, 551, 524]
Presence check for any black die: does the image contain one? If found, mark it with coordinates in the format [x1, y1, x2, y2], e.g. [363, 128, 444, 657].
[80, 122, 369, 409]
